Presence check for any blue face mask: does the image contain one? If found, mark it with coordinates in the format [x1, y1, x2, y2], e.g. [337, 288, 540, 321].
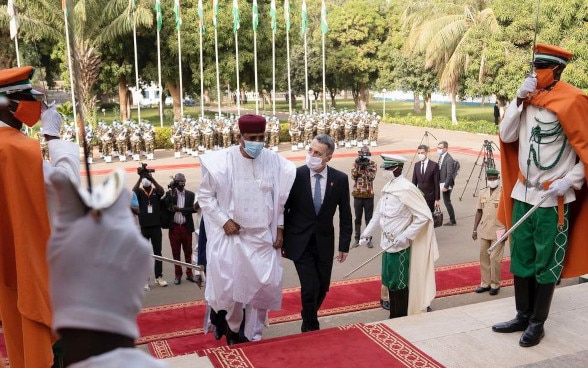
[243, 140, 265, 159]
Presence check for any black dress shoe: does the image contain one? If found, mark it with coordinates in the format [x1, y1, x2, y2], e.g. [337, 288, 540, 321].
[489, 288, 500, 296]
[475, 286, 491, 293]
[226, 330, 241, 345]
[492, 317, 529, 333]
[426, 306, 433, 312]
[186, 276, 196, 283]
[380, 299, 390, 311]
[174, 277, 181, 285]
[519, 322, 545, 347]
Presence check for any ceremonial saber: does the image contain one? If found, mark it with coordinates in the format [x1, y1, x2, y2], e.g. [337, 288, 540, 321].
[152, 255, 204, 271]
[344, 240, 397, 279]
[488, 195, 550, 253]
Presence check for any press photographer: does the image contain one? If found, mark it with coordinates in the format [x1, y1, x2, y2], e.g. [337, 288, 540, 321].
[132, 163, 168, 288]
[351, 145, 377, 248]
[164, 173, 199, 285]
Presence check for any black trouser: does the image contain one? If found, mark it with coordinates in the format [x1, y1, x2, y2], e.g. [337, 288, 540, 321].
[294, 235, 333, 331]
[442, 189, 456, 223]
[141, 226, 163, 278]
[353, 197, 374, 240]
[425, 199, 435, 214]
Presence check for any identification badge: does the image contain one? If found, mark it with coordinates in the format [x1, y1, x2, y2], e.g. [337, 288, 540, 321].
[147, 204, 153, 213]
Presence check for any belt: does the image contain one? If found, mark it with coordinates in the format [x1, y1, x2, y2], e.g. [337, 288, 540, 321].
[174, 223, 187, 227]
[518, 171, 564, 226]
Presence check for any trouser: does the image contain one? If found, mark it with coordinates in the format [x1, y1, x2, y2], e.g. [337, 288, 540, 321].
[168, 224, 193, 278]
[442, 189, 455, 223]
[479, 238, 505, 289]
[226, 302, 267, 341]
[197, 217, 207, 266]
[294, 235, 333, 331]
[425, 199, 435, 214]
[141, 226, 163, 278]
[382, 248, 410, 318]
[353, 197, 374, 240]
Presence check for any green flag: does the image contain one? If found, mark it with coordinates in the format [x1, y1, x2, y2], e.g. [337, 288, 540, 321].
[127, 0, 136, 24]
[198, 0, 205, 33]
[270, 0, 277, 34]
[213, 0, 219, 28]
[173, 0, 182, 30]
[301, 1, 307, 35]
[232, 0, 240, 33]
[155, 0, 162, 32]
[320, 0, 328, 34]
[252, 0, 259, 31]
[284, 0, 291, 33]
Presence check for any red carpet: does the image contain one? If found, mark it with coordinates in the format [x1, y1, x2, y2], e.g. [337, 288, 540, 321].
[140, 259, 512, 353]
[199, 323, 443, 367]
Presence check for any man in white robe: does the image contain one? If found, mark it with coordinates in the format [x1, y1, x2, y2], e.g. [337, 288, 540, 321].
[199, 115, 296, 344]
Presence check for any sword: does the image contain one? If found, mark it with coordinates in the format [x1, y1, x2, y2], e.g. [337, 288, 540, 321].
[344, 238, 398, 279]
[487, 195, 550, 254]
[152, 255, 206, 287]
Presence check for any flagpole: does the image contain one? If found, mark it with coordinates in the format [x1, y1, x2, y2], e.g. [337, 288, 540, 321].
[302, 1, 309, 113]
[198, 0, 205, 119]
[233, 0, 241, 117]
[270, 0, 276, 117]
[132, 17, 141, 122]
[285, 0, 292, 116]
[156, 0, 164, 128]
[174, 0, 184, 118]
[62, 1, 78, 144]
[253, 0, 259, 115]
[14, 37, 20, 67]
[213, 0, 221, 117]
[321, 1, 327, 117]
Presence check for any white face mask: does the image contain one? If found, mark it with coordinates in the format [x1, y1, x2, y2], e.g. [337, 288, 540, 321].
[437, 148, 444, 156]
[141, 178, 152, 187]
[306, 153, 324, 171]
[417, 153, 426, 161]
[487, 179, 499, 189]
[382, 171, 395, 180]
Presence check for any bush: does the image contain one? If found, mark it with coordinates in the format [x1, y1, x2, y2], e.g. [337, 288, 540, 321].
[154, 127, 173, 149]
[388, 114, 498, 135]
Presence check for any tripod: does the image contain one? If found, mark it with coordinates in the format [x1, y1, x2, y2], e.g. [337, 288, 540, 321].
[406, 130, 437, 174]
[459, 140, 499, 200]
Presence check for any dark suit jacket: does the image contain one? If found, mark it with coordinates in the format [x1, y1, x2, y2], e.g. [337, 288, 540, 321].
[165, 189, 197, 232]
[412, 160, 440, 203]
[439, 153, 455, 189]
[283, 165, 353, 263]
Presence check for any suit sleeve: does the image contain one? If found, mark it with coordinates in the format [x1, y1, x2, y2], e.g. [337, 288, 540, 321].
[412, 163, 418, 186]
[337, 174, 353, 253]
[445, 155, 455, 188]
[433, 163, 440, 200]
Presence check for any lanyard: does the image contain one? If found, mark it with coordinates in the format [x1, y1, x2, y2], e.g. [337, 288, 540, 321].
[141, 186, 154, 205]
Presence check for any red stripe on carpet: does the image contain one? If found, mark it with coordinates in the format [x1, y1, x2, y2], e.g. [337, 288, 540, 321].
[197, 323, 444, 368]
[137, 259, 512, 345]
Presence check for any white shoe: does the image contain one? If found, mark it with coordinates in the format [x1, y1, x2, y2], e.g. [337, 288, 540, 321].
[144, 283, 150, 291]
[155, 277, 168, 287]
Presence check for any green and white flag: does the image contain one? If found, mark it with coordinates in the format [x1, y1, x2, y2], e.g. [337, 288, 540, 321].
[320, 0, 328, 34]
[270, 0, 277, 34]
[213, 0, 219, 28]
[232, 0, 240, 33]
[173, 0, 182, 30]
[252, 0, 259, 31]
[284, 0, 291, 33]
[7, 0, 18, 40]
[198, 0, 205, 33]
[301, 1, 308, 36]
[155, 0, 163, 32]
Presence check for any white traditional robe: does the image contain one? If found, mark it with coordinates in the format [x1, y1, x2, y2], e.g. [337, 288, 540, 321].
[199, 146, 296, 312]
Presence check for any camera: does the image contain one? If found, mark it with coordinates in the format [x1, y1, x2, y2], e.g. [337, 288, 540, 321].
[137, 162, 155, 177]
[168, 180, 179, 190]
[355, 151, 371, 166]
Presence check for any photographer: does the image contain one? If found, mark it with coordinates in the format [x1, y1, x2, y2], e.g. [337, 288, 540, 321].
[132, 164, 168, 288]
[351, 145, 377, 247]
[165, 173, 199, 285]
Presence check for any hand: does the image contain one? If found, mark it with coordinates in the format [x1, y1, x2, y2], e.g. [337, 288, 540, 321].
[358, 237, 370, 247]
[223, 219, 241, 235]
[393, 234, 409, 248]
[434, 200, 440, 207]
[472, 231, 478, 241]
[41, 104, 62, 137]
[441, 187, 448, 193]
[544, 178, 573, 197]
[517, 76, 537, 99]
[335, 252, 348, 263]
[273, 228, 283, 249]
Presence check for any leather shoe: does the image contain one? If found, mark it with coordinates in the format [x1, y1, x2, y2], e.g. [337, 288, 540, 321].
[426, 306, 433, 312]
[489, 288, 500, 296]
[475, 286, 491, 293]
[226, 330, 241, 345]
[519, 322, 545, 347]
[174, 277, 181, 285]
[380, 299, 390, 311]
[186, 276, 196, 283]
[492, 317, 529, 333]
[443, 221, 456, 226]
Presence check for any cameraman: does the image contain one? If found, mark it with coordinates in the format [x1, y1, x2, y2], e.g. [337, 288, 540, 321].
[132, 165, 168, 288]
[351, 145, 377, 247]
[165, 173, 199, 285]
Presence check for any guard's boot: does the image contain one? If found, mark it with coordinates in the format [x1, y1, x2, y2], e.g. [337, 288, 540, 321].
[389, 288, 408, 319]
[519, 282, 555, 347]
[210, 309, 227, 341]
[492, 276, 535, 333]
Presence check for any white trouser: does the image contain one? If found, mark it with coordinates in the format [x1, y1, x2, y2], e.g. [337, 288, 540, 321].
[226, 302, 268, 341]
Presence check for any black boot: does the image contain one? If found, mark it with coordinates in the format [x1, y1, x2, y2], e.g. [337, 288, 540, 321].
[210, 309, 228, 340]
[226, 329, 241, 345]
[519, 282, 555, 347]
[389, 288, 409, 319]
[492, 276, 535, 333]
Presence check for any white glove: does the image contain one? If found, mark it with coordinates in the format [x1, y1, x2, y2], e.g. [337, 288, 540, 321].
[41, 104, 62, 137]
[392, 234, 409, 249]
[358, 237, 370, 247]
[516, 76, 537, 99]
[544, 178, 573, 197]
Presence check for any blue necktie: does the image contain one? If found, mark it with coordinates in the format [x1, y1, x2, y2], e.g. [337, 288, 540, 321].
[313, 174, 322, 214]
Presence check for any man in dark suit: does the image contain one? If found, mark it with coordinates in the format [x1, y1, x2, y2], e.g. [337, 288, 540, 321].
[283, 134, 353, 333]
[411, 144, 440, 213]
[165, 173, 199, 285]
[437, 141, 456, 225]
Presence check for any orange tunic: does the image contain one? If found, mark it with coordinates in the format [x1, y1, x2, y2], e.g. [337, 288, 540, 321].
[498, 81, 588, 278]
[0, 128, 54, 367]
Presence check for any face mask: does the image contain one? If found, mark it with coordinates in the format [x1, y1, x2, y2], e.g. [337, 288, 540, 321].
[535, 68, 556, 90]
[243, 140, 264, 159]
[487, 179, 499, 189]
[437, 148, 444, 156]
[306, 153, 324, 171]
[382, 171, 395, 180]
[12, 100, 42, 127]
[176, 182, 185, 191]
[141, 178, 152, 187]
[417, 153, 426, 161]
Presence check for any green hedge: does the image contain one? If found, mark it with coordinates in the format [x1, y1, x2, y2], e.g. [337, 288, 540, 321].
[154, 127, 173, 149]
[386, 114, 498, 135]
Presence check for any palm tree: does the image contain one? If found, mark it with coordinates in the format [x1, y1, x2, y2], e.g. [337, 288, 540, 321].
[402, 0, 499, 123]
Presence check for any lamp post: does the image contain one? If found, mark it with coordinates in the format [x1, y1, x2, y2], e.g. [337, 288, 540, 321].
[382, 88, 387, 118]
[308, 89, 314, 114]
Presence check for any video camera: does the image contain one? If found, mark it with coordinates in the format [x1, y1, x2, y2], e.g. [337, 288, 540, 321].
[168, 180, 179, 190]
[137, 162, 155, 177]
[355, 151, 371, 166]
